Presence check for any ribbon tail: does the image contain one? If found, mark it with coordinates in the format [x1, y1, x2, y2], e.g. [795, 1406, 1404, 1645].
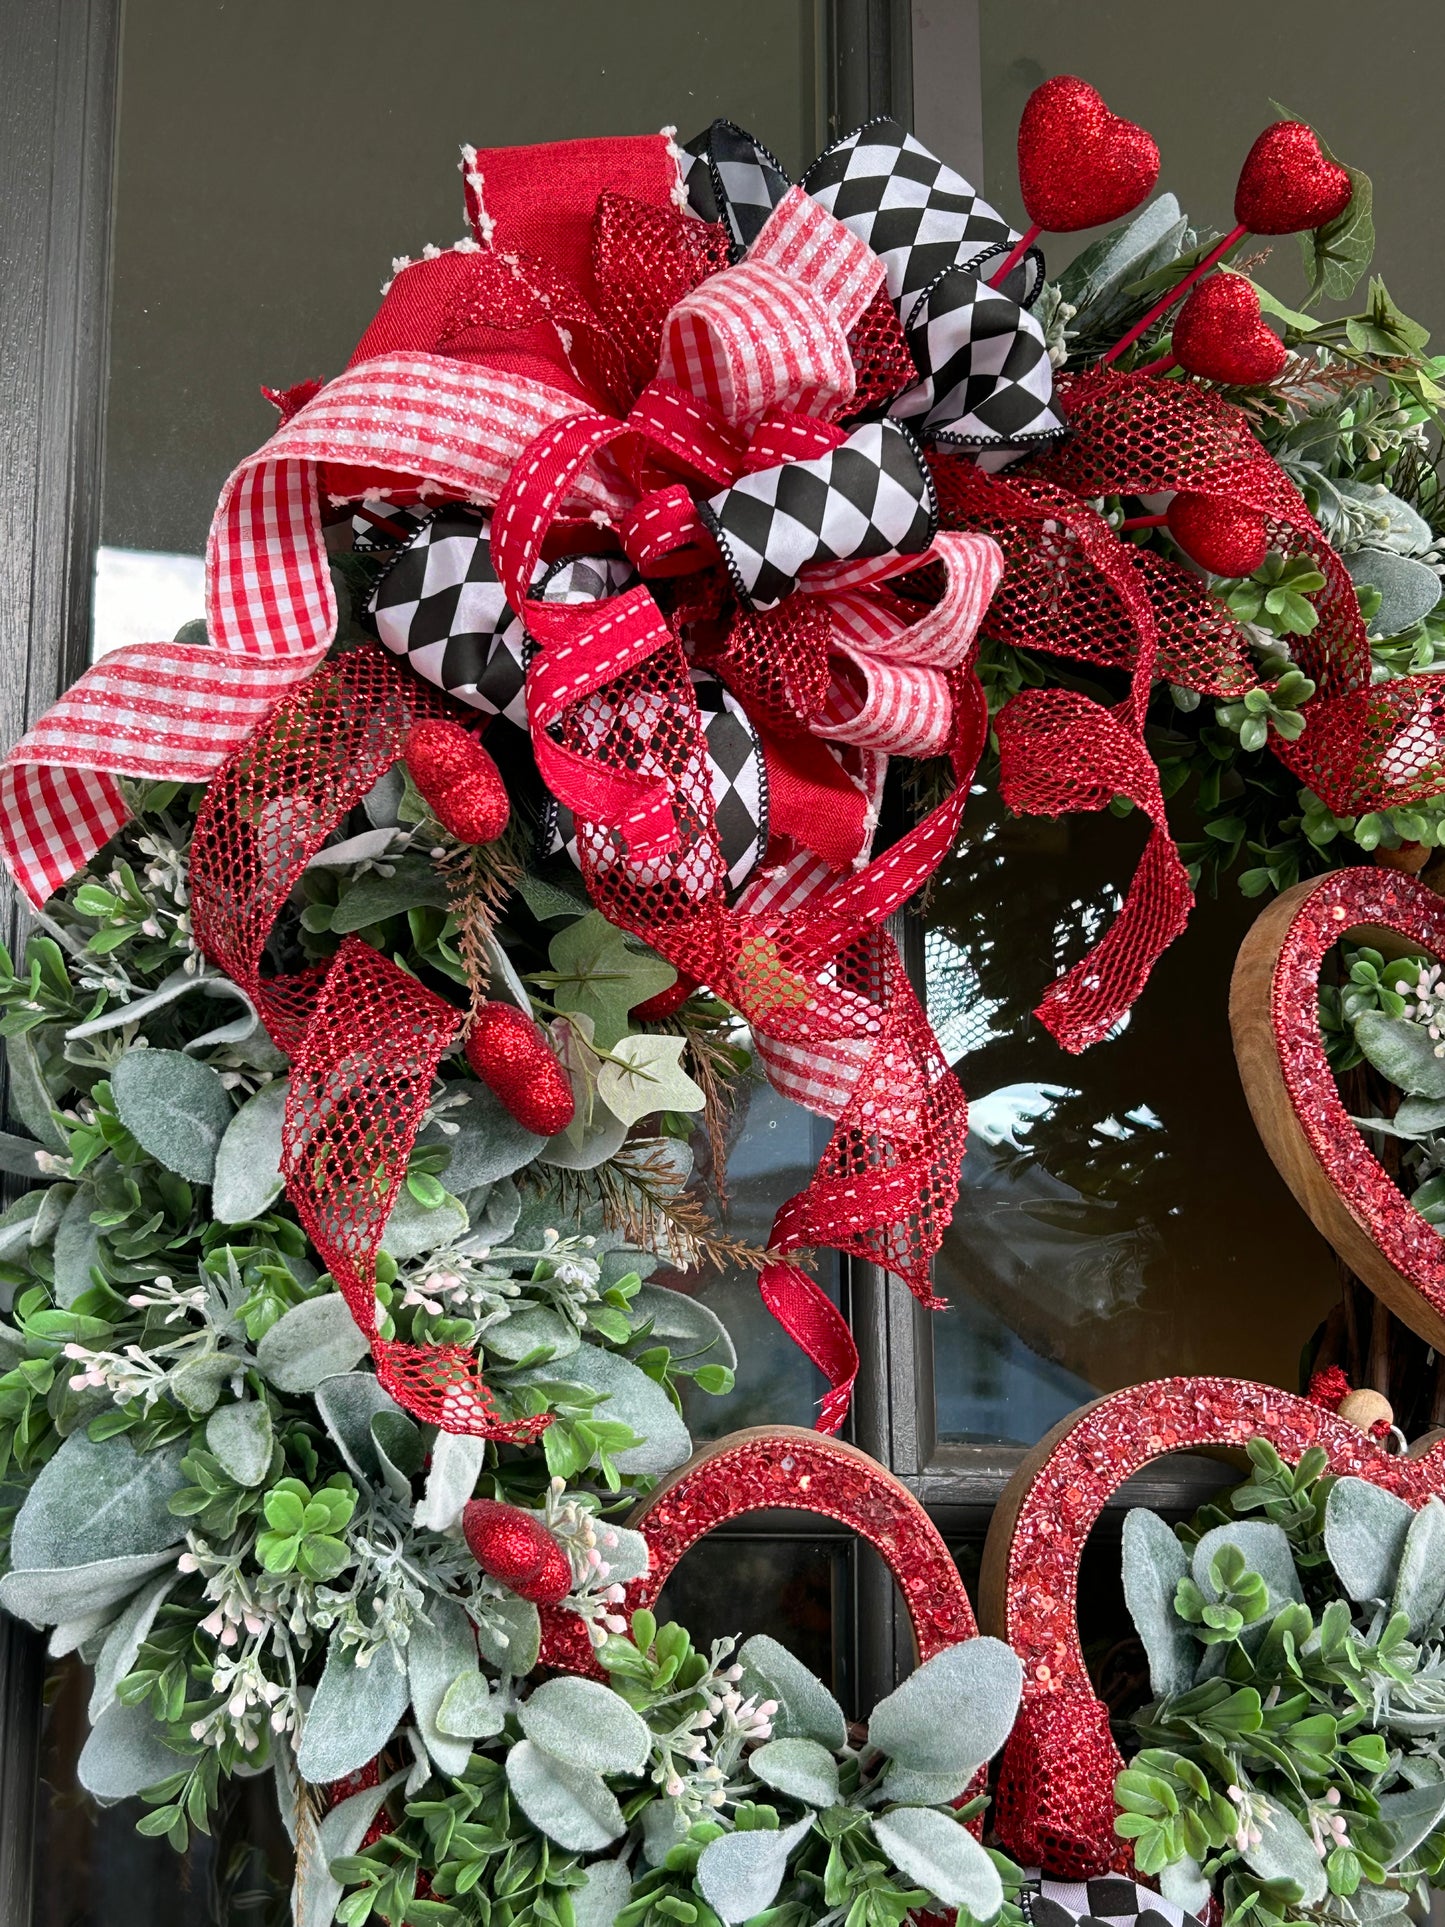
[758, 1261, 858, 1437]
[995, 687, 1193, 1052]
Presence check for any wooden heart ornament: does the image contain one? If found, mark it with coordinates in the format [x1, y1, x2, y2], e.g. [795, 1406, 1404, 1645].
[1230, 866, 1445, 1351]
[977, 1377, 1445, 1880]
[538, 1425, 976, 1673]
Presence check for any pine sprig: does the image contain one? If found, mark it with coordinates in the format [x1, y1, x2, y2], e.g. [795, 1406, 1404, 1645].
[433, 822, 524, 1018]
[546, 1141, 769, 1274]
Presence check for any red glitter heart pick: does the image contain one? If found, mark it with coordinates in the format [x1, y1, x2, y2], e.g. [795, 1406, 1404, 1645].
[1171, 273, 1287, 385]
[1235, 120, 1353, 235]
[1017, 76, 1160, 233]
[465, 1000, 575, 1137]
[1166, 492, 1269, 577]
[404, 717, 510, 845]
[463, 1498, 574, 1605]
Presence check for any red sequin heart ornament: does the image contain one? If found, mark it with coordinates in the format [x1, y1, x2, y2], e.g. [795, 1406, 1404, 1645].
[404, 717, 510, 845]
[1017, 76, 1160, 232]
[1166, 491, 1269, 576]
[465, 1001, 576, 1137]
[1235, 120, 1353, 235]
[1171, 272, 1287, 385]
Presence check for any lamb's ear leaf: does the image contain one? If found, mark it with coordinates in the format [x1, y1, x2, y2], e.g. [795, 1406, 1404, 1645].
[436, 1671, 504, 1741]
[519, 1677, 651, 1777]
[1325, 1477, 1415, 1604]
[1191, 1522, 1303, 1612]
[255, 1297, 369, 1395]
[1122, 1508, 1194, 1697]
[413, 1432, 485, 1534]
[504, 1741, 626, 1853]
[866, 1636, 1022, 1780]
[78, 1697, 186, 1803]
[1390, 1497, 1445, 1638]
[294, 1637, 410, 1783]
[696, 1814, 815, 1924]
[9, 1428, 188, 1570]
[572, 1857, 633, 1927]
[211, 1079, 288, 1223]
[1240, 1792, 1328, 1904]
[88, 1567, 179, 1722]
[737, 1633, 846, 1750]
[748, 1738, 841, 1808]
[1375, 1780, 1445, 1868]
[110, 1047, 234, 1182]
[407, 1599, 482, 1777]
[869, 1808, 1003, 1917]
[205, 1400, 273, 1488]
[296, 1767, 408, 1927]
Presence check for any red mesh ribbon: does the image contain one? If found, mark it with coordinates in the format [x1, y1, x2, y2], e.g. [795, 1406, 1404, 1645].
[932, 456, 1194, 1051]
[189, 645, 546, 1440]
[993, 1688, 1128, 1879]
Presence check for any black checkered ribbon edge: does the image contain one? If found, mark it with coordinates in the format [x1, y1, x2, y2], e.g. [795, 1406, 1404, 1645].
[1023, 1874, 1203, 1927]
[699, 418, 937, 612]
[681, 115, 1063, 462]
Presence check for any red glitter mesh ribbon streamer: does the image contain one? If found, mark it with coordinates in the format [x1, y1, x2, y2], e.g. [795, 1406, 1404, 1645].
[189, 644, 546, 1440]
[932, 455, 1194, 1051]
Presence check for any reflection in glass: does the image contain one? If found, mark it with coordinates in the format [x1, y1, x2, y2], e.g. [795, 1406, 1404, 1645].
[655, 1532, 852, 1715]
[674, 1067, 835, 1440]
[927, 789, 1340, 1446]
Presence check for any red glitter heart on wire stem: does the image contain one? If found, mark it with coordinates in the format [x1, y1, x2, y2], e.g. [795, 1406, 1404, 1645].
[1015, 76, 1160, 234]
[1171, 272, 1287, 385]
[1235, 120, 1353, 235]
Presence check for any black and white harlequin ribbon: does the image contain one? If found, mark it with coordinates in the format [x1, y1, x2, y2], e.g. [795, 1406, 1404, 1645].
[368, 509, 769, 900]
[700, 418, 937, 611]
[682, 115, 1066, 465]
[1024, 1875, 1204, 1927]
[542, 669, 768, 902]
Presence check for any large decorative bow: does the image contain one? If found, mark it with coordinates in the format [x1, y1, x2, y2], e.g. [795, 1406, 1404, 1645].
[0, 120, 1066, 1434]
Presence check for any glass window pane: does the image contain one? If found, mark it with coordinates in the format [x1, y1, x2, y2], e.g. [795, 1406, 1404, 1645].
[927, 796, 1340, 1447]
[95, 0, 821, 652]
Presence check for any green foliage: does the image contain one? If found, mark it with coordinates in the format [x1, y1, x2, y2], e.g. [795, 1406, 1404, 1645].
[1116, 1439, 1445, 1927]
[254, 1473, 357, 1580]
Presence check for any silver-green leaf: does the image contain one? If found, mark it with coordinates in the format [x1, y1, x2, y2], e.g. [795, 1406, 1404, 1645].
[749, 1737, 840, 1808]
[737, 1634, 846, 1750]
[870, 1807, 1003, 1915]
[520, 1677, 651, 1777]
[505, 1740, 626, 1852]
[211, 1078, 288, 1223]
[866, 1637, 1021, 1781]
[696, 1814, 814, 1924]
[295, 1637, 410, 1783]
[110, 1046, 235, 1182]
[256, 1295, 370, 1394]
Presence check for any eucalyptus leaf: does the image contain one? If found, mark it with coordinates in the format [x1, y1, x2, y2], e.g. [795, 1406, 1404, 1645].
[1122, 1508, 1195, 1697]
[88, 1567, 178, 1722]
[6, 1027, 66, 1149]
[1158, 1855, 1211, 1917]
[0, 1550, 177, 1626]
[299, 1767, 408, 1927]
[110, 1047, 235, 1182]
[407, 1598, 481, 1778]
[512, 1344, 690, 1475]
[53, 1179, 103, 1306]
[413, 1431, 485, 1534]
[866, 1636, 1022, 1780]
[78, 1696, 185, 1803]
[379, 1185, 468, 1262]
[0, 1129, 45, 1178]
[205, 1400, 274, 1488]
[1353, 1012, 1445, 1100]
[211, 1079, 288, 1223]
[627, 1283, 736, 1369]
[436, 1670, 504, 1741]
[295, 1636, 411, 1782]
[327, 856, 451, 934]
[1325, 1477, 1415, 1604]
[870, 1807, 1003, 1916]
[1241, 1791, 1328, 1904]
[418, 1083, 545, 1189]
[306, 827, 405, 871]
[1056, 195, 1185, 313]
[738, 1634, 846, 1750]
[572, 1857, 633, 1927]
[1391, 1497, 1445, 1638]
[255, 1294, 370, 1394]
[474, 1589, 541, 1675]
[696, 1813, 814, 1924]
[11, 1429, 188, 1569]
[484, 1303, 581, 1364]
[505, 1739, 626, 1852]
[1375, 1780, 1445, 1867]
[749, 1737, 840, 1808]
[520, 1676, 651, 1776]
[312, 1373, 405, 1484]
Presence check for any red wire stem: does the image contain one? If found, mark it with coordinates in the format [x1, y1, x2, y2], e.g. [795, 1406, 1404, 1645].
[1101, 223, 1247, 366]
[987, 223, 1042, 290]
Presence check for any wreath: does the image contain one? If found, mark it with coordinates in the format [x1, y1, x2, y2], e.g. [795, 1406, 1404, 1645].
[1, 67, 1443, 1927]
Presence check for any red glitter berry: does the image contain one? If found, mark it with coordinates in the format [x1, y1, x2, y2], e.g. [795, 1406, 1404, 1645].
[1234, 121, 1353, 236]
[465, 1001, 575, 1137]
[1166, 492, 1269, 577]
[463, 1498, 573, 1605]
[1171, 274, 1287, 386]
[404, 717, 510, 845]
[632, 971, 699, 1021]
[1017, 77, 1159, 233]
